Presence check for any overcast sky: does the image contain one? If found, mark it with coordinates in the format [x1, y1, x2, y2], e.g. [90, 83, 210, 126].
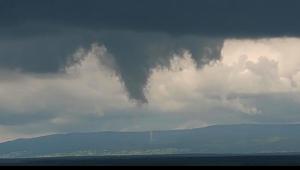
[1, 0, 300, 142]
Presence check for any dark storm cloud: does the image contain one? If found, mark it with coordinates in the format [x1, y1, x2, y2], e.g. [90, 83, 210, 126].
[0, 30, 222, 102]
[1, 0, 299, 101]
[2, 0, 300, 37]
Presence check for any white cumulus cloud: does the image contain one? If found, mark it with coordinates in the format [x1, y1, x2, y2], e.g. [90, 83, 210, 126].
[0, 44, 133, 126]
[2, 38, 300, 142]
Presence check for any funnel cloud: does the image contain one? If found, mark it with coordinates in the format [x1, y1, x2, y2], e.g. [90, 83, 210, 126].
[2, 0, 300, 142]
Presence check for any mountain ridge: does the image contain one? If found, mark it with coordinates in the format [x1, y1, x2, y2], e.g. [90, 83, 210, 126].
[1, 124, 300, 158]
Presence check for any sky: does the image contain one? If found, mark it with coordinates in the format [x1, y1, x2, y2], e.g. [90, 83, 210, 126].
[1, 0, 300, 142]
